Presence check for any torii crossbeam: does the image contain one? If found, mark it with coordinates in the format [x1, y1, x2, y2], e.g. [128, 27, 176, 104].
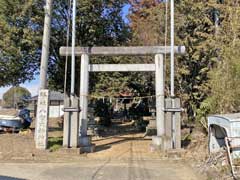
[60, 46, 185, 56]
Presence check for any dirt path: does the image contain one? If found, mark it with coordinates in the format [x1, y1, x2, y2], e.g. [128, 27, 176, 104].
[0, 118, 205, 179]
[89, 133, 172, 160]
[0, 133, 204, 180]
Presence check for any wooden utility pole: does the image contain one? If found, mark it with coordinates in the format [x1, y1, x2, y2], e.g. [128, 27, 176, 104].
[39, 0, 53, 89]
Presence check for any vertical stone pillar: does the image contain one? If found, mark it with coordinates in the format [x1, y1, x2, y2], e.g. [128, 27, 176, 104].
[35, 90, 49, 149]
[79, 54, 95, 153]
[155, 54, 165, 136]
[151, 54, 172, 151]
[151, 54, 167, 150]
[79, 54, 89, 137]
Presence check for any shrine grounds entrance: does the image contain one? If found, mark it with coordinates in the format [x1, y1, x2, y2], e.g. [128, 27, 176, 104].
[35, 46, 185, 153]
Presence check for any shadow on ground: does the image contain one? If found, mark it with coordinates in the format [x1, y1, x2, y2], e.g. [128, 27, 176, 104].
[0, 176, 25, 180]
[94, 135, 149, 152]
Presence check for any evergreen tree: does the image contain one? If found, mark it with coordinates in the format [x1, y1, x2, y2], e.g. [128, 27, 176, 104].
[3, 86, 31, 108]
[48, 0, 131, 93]
[176, 0, 219, 121]
[198, 1, 240, 119]
[0, 0, 43, 86]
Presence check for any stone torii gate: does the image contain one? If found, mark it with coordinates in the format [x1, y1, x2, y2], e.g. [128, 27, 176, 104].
[57, 46, 185, 152]
[35, 0, 185, 152]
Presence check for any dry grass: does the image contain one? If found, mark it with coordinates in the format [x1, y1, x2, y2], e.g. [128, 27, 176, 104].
[0, 109, 18, 116]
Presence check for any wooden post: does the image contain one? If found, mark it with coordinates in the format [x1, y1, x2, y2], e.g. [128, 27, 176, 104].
[63, 96, 70, 147]
[79, 54, 89, 137]
[165, 99, 173, 140]
[164, 98, 181, 149]
[62, 97, 80, 149]
[175, 98, 181, 149]
[155, 54, 165, 136]
[70, 97, 79, 148]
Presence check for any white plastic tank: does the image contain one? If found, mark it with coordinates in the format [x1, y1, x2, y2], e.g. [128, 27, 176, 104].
[208, 113, 240, 158]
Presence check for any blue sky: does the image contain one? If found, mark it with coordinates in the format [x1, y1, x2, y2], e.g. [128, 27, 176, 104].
[0, 4, 131, 99]
[123, 4, 130, 23]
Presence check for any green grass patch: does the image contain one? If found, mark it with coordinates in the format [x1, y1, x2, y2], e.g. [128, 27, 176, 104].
[48, 137, 63, 152]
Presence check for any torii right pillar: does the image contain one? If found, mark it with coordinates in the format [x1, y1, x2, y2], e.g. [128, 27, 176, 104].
[152, 53, 181, 151]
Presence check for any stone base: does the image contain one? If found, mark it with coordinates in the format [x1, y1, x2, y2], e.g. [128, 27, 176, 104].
[60, 148, 82, 154]
[145, 127, 157, 136]
[148, 119, 156, 127]
[150, 136, 172, 151]
[166, 149, 186, 159]
[79, 136, 91, 146]
[60, 145, 96, 154]
[79, 136, 95, 153]
[145, 119, 157, 136]
[60, 135, 96, 154]
[79, 144, 96, 154]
